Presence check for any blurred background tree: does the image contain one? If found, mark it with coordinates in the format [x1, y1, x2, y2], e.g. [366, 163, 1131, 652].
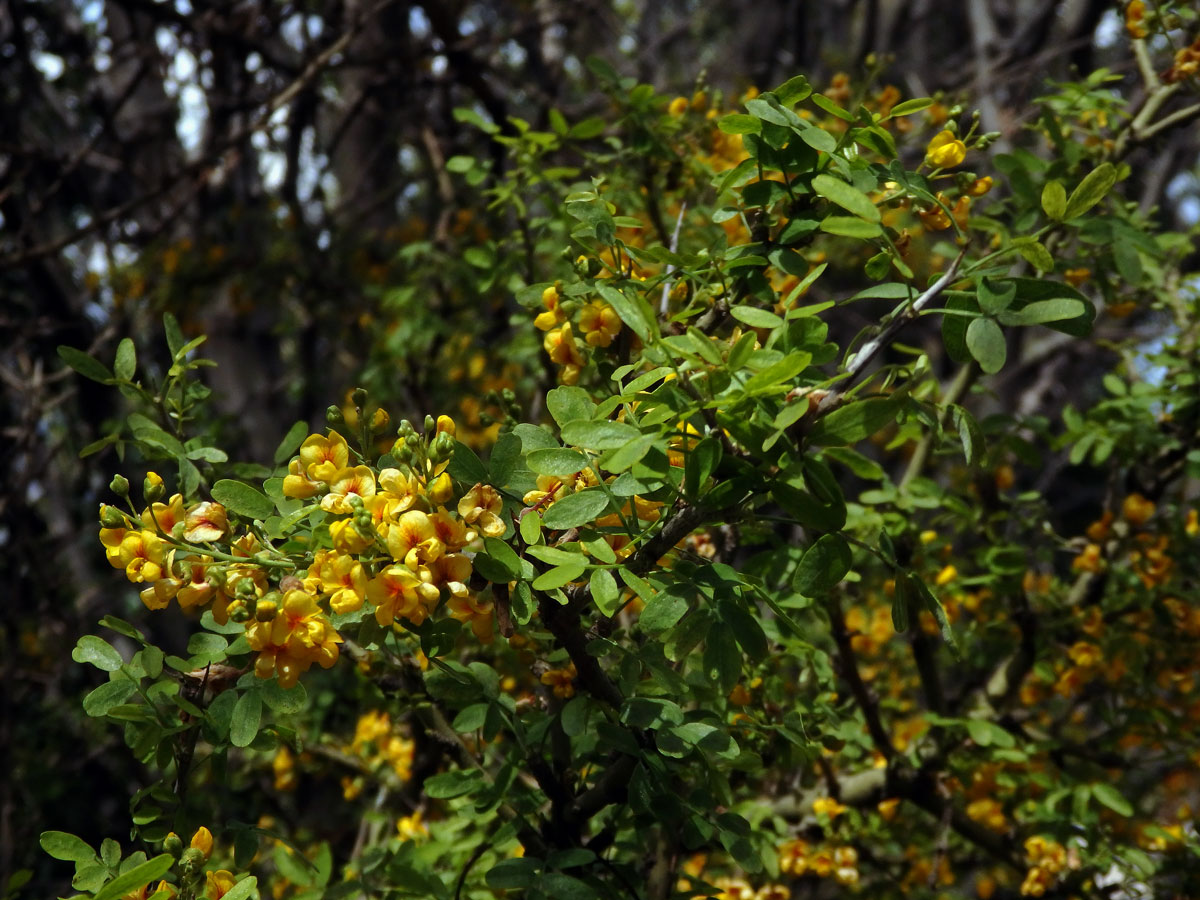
[3, 0, 1199, 895]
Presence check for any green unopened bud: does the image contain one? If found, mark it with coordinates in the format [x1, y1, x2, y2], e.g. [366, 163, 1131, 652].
[110, 474, 130, 498]
[351, 387, 368, 408]
[424, 414, 436, 434]
[227, 599, 251, 623]
[347, 493, 364, 510]
[393, 441, 415, 465]
[500, 388, 516, 404]
[100, 504, 127, 529]
[326, 405, 345, 426]
[433, 431, 456, 460]
[255, 597, 279, 622]
[406, 432, 422, 448]
[163, 833, 184, 859]
[235, 577, 257, 600]
[948, 104, 963, 119]
[143, 472, 165, 503]
[180, 847, 205, 877]
[397, 419, 415, 437]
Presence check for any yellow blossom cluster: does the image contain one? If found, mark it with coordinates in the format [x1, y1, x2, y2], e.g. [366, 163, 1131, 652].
[777, 838, 859, 885]
[340, 709, 415, 800]
[1020, 835, 1068, 896]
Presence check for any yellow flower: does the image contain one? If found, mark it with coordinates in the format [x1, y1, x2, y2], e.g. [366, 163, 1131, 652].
[330, 517, 373, 555]
[244, 589, 342, 688]
[458, 483, 507, 539]
[190, 826, 214, 860]
[141, 493, 186, 534]
[298, 430, 349, 483]
[813, 796, 847, 818]
[926, 130, 966, 168]
[1125, 0, 1148, 39]
[935, 564, 958, 587]
[367, 565, 440, 627]
[321, 465, 377, 514]
[1072, 543, 1104, 573]
[878, 797, 901, 821]
[1064, 267, 1091, 287]
[534, 285, 566, 331]
[312, 552, 369, 614]
[183, 501, 228, 542]
[667, 96, 689, 117]
[445, 589, 495, 643]
[396, 811, 429, 841]
[282, 457, 321, 499]
[578, 300, 622, 348]
[1186, 509, 1199, 537]
[386, 510, 445, 569]
[115, 530, 167, 583]
[1067, 640, 1101, 668]
[273, 745, 298, 791]
[543, 322, 586, 384]
[204, 870, 237, 900]
[540, 663, 577, 698]
[1121, 492, 1155, 527]
[967, 175, 994, 196]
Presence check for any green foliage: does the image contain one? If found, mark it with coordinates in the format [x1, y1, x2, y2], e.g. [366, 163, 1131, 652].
[44, 25, 1200, 900]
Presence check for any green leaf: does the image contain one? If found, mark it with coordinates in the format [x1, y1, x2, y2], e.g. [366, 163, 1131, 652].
[114, 338, 137, 381]
[812, 174, 880, 221]
[810, 397, 900, 446]
[546, 386, 595, 428]
[260, 680, 308, 715]
[596, 282, 655, 342]
[486, 859, 540, 890]
[83, 679, 138, 717]
[526, 448, 587, 477]
[532, 563, 587, 590]
[730, 306, 783, 328]
[719, 114, 761, 134]
[40, 831, 96, 863]
[794, 534, 852, 597]
[1009, 278, 1094, 337]
[541, 489, 611, 530]
[640, 592, 689, 636]
[57, 345, 113, 383]
[560, 420, 640, 451]
[273, 421, 309, 465]
[230, 690, 263, 748]
[91, 855, 175, 900]
[811, 93, 856, 121]
[519, 511, 541, 546]
[976, 277, 1015, 315]
[952, 405, 984, 467]
[424, 770, 482, 799]
[589, 568, 621, 616]
[797, 125, 837, 152]
[602, 434, 656, 473]
[163, 312, 186, 358]
[483, 537, 523, 580]
[72, 635, 123, 672]
[1041, 181, 1067, 220]
[966, 718, 1016, 748]
[220, 876, 259, 900]
[684, 436, 722, 498]
[742, 351, 811, 395]
[819, 216, 882, 238]
[567, 117, 605, 140]
[1065, 162, 1116, 219]
[1091, 783, 1134, 817]
[453, 703, 490, 733]
[998, 298, 1086, 326]
[966, 317, 1007, 374]
[888, 97, 934, 116]
[774, 74, 813, 105]
[1016, 240, 1054, 272]
[449, 440, 490, 484]
[539, 872, 599, 900]
[211, 480, 275, 521]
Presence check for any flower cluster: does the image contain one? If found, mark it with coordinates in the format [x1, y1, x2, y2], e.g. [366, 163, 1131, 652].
[98, 411, 506, 691]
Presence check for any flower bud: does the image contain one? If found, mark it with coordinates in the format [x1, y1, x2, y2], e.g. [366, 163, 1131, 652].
[190, 826, 214, 860]
[424, 414, 437, 435]
[428, 472, 454, 505]
[236, 577, 257, 599]
[100, 504, 127, 529]
[144, 472, 165, 503]
[180, 847, 206, 877]
[351, 387, 368, 408]
[433, 431, 456, 460]
[370, 408, 390, 434]
[110, 474, 130, 498]
[227, 599, 251, 623]
[255, 597, 279, 622]
[326, 405, 345, 426]
[435, 415, 456, 438]
[163, 833, 184, 859]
